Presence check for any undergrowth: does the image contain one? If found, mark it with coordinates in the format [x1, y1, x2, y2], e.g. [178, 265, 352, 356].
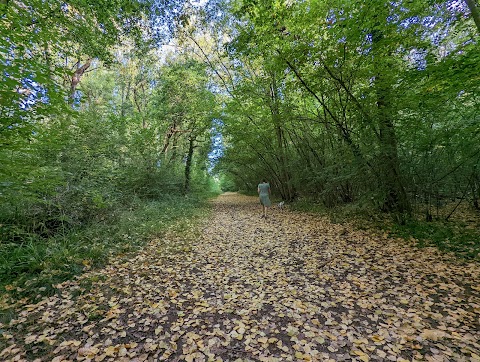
[290, 199, 480, 261]
[0, 193, 214, 311]
[388, 221, 480, 261]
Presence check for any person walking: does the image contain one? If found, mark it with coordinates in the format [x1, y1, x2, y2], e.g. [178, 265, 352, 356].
[257, 179, 272, 218]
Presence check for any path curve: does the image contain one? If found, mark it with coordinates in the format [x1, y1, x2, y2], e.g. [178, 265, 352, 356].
[1, 193, 479, 362]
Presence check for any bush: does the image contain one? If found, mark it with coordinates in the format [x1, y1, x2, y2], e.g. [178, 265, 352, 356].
[0, 194, 210, 303]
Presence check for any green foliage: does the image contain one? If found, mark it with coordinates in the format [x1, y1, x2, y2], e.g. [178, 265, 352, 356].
[2, 0, 479, 304]
[215, 0, 479, 217]
[389, 221, 480, 261]
[1, 17, 220, 299]
[0, 195, 210, 302]
[219, 174, 237, 192]
[1, 0, 149, 138]
[289, 199, 329, 215]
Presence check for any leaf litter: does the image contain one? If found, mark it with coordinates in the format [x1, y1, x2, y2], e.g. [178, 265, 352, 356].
[1, 193, 479, 361]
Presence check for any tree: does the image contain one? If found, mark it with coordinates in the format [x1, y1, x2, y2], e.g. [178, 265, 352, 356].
[153, 58, 218, 193]
[211, 0, 478, 218]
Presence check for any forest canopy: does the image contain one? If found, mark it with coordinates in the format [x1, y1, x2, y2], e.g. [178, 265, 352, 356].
[1, 0, 479, 287]
[214, 0, 480, 217]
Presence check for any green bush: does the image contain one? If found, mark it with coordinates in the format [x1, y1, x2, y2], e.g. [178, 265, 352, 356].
[0, 194, 210, 303]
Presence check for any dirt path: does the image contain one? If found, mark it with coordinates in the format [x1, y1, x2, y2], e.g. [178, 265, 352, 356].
[1, 193, 480, 362]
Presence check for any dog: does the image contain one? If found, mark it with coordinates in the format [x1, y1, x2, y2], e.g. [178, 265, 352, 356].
[277, 201, 285, 209]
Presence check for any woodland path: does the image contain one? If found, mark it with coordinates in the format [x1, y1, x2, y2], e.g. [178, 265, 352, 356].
[1, 193, 480, 362]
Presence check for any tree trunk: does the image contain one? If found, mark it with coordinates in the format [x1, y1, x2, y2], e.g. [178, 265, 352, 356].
[133, 85, 147, 129]
[377, 91, 411, 215]
[465, 0, 480, 33]
[184, 136, 195, 194]
[270, 73, 295, 201]
[472, 172, 480, 210]
[372, 29, 411, 217]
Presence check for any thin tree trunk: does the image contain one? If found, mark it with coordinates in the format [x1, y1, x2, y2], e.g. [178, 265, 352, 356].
[270, 73, 295, 201]
[70, 59, 92, 101]
[465, 0, 480, 33]
[184, 136, 195, 194]
[283, 58, 371, 170]
[133, 87, 147, 129]
[471, 171, 480, 209]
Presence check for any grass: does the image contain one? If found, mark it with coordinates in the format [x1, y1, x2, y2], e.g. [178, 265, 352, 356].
[388, 220, 480, 261]
[288, 199, 328, 214]
[290, 198, 480, 261]
[0, 193, 213, 312]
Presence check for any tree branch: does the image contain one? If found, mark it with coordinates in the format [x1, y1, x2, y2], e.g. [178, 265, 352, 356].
[465, 0, 480, 34]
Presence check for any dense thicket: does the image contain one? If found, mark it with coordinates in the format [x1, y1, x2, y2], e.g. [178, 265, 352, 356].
[207, 0, 479, 221]
[1, 0, 219, 288]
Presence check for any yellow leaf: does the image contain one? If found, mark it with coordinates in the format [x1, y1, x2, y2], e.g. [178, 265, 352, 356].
[87, 347, 99, 358]
[257, 337, 268, 344]
[24, 335, 38, 344]
[286, 326, 299, 336]
[104, 346, 117, 357]
[51, 356, 66, 362]
[315, 337, 325, 344]
[376, 349, 387, 358]
[353, 350, 366, 357]
[95, 354, 107, 362]
[237, 326, 246, 335]
[420, 329, 446, 341]
[323, 332, 337, 341]
[118, 346, 127, 357]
